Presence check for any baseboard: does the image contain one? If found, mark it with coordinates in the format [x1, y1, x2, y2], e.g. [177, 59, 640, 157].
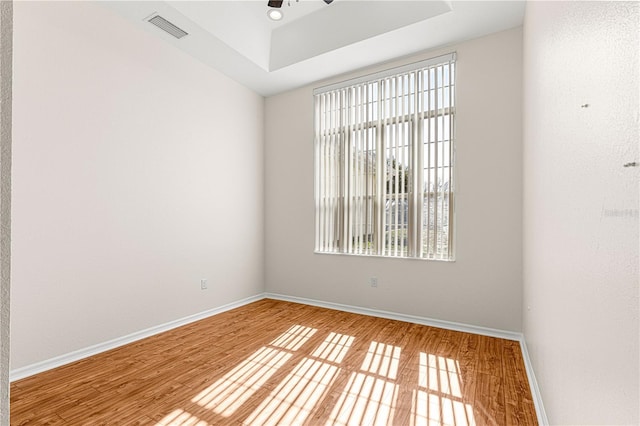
[9, 294, 264, 382]
[264, 292, 523, 341]
[519, 338, 549, 425]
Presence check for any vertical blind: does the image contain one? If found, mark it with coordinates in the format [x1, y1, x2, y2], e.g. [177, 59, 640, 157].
[314, 53, 456, 260]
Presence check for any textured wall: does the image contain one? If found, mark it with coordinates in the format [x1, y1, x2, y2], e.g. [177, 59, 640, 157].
[0, 1, 12, 423]
[11, 2, 264, 370]
[523, 2, 639, 424]
[265, 28, 523, 331]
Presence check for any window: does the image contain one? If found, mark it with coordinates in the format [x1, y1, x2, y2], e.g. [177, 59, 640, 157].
[314, 53, 455, 260]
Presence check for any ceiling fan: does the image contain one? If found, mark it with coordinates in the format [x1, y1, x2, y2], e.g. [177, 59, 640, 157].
[268, 0, 333, 8]
[267, 0, 333, 21]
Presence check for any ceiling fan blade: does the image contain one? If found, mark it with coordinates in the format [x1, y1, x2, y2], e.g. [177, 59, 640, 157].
[268, 0, 283, 8]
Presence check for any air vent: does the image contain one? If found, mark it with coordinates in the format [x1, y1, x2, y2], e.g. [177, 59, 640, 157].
[147, 15, 188, 39]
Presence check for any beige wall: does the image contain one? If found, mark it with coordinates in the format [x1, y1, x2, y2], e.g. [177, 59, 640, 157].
[0, 1, 11, 422]
[523, 2, 639, 424]
[265, 27, 523, 331]
[11, 2, 264, 369]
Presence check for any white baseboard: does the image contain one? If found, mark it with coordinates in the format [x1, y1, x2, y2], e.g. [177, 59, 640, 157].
[9, 294, 264, 382]
[264, 292, 523, 341]
[519, 338, 549, 425]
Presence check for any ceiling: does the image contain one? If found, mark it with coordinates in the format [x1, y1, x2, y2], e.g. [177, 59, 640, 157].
[102, 1, 525, 97]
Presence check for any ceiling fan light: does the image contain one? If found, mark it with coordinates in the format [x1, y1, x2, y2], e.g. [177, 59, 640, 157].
[267, 8, 284, 21]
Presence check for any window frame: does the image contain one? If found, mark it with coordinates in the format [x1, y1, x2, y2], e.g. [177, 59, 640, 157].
[313, 53, 456, 261]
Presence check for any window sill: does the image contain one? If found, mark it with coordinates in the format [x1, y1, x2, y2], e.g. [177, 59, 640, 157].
[313, 251, 456, 263]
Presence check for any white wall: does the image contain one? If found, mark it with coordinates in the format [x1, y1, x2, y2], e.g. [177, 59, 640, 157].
[11, 2, 264, 370]
[265, 28, 523, 331]
[523, 2, 639, 424]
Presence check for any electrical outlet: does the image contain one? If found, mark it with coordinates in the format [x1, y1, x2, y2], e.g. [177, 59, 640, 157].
[200, 279, 208, 290]
[370, 277, 378, 288]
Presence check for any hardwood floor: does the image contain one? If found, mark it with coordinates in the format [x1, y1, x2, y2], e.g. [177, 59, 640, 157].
[10, 299, 537, 425]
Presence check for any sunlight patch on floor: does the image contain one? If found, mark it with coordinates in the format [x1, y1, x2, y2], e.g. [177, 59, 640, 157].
[155, 409, 208, 426]
[326, 341, 401, 426]
[159, 333, 480, 426]
[191, 325, 316, 417]
[243, 332, 354, 426]
[311, 332, 354, 363]
[271, 324, 318, 351]
[192, 346, 291, 416]
[411, 353, 475, 426]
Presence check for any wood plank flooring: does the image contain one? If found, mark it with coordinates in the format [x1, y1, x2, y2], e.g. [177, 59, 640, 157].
[10, 299, 537, 425]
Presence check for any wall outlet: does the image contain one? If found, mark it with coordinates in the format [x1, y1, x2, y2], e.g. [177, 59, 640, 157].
[200, 279, 208, 290]
[370, 277, 378, 288]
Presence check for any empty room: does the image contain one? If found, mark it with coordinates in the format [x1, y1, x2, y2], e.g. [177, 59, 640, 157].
[0, 0, 638, 425]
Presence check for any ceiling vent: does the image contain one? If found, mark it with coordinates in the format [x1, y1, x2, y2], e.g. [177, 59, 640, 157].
[147, 15, 188, 39]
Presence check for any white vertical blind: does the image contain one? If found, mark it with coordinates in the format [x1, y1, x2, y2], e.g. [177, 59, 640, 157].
[314, 53, 455, 260]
